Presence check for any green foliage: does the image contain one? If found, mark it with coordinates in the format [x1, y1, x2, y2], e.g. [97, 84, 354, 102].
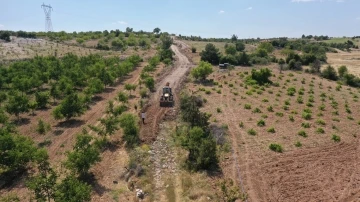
[118, 91, 129, 103]
[55, 175, 91, 202]
[119, 113, 140, 147]
[298, 130, 307, 138]
[36, 119, 51, 135]
[225, 44, 237, 56]
[191, 46, 197, 53]
[65, 133, 100, 176]
[287, 87, 296, 96]
[26, 150, 57, 202]
[302, 112, 312, 120]
[321, 65, 338, 81]
[316, 128, 325, 134]
[235, 41, 245, 51]
[247, 68, 272, 85]
[247, 129, 257, 136]
[267, 127, 275, 133]
[181, 127, 218, 171]
[180, 94, 210, 130]
[269, 143, 283, 153]
[295, 141, 302, 147]
[5, 91, 29, 120]
[52, 93, 86, 120]
[125, 83, 137, 96]
[144, 77, 155, 91]
[191, 61, 213, 80]
[258, 42, 274, 53]
[338, 65, 348, 78]
[219, 178, 241, 202]
[35, 91, 50, 109]
[244, 104, 251, 110]
[332, 134, 341, 142]
[301, 122, 311, 128]
[0, 132, 38, 173]
[257, 119, 265, 127]
[200, 43, 221, 64]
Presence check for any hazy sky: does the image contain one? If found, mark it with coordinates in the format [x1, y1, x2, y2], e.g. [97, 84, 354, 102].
[1, 0, 359, 38]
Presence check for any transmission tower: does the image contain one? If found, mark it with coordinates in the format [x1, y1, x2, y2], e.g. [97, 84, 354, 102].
[41, 3, 53, 32]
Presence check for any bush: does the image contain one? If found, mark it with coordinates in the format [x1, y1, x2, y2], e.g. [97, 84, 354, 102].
[302, 112, 312, 120]
[200, 43, 220, 64]
[332, 134, 341, 142]
[287, 87, 296, 96]
[316, 128, 325, 134]
[191, 46, 197, 53]
[36, 119, 51, 135]
[257, 119, 265, 127]
[247, 68, 272, 85]
[267, 127, 275, 133]
[298, 130, 307, 138]
[321, 65, 338, 81]
[295, 141, 302, 147]
[191, 61, 213, 80]
[301, 122, 311, 128]
[247, 129, 257, 136]
[269, 144, 283, 153]
[244, 104, 251, 109]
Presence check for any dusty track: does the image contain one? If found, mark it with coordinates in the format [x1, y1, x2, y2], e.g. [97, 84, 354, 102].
[139, 42, 191, 143]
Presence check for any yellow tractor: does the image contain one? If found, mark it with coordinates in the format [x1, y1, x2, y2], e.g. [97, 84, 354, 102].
[160, 82, 174, 107]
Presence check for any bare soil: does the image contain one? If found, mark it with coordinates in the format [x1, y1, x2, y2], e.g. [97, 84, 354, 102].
[186, 64, 360, 202]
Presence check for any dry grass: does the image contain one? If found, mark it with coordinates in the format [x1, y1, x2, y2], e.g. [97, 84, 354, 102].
[327, 49, 360, 76]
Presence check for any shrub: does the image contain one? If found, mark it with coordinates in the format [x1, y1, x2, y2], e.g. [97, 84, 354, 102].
[247, 129, 257, 136]
[267, 105, 274, 112]
[244, 104, 251, 109]
[257, 119, 265, 127]
[319, 103, 326, 111]
[275, 112, 284, 117]
[298, 130, 308, 138]
[140, 89, 148, 98]
[267, 127, 275, 133]
[316, 128, 325, 134]
[269, 144, 283, 153]
[287, 87, 296, 96]
[200, 43, 220, 64]
[289, 115, 295, 122]
[297, 96, 304, 104]
[316, 119, 326, 126]
[191, 46, 197, 53]
[239, 122, 244, 128]
[247, 68, 272, 85]
[191, 61, 214, 80]
[301, 122, 311, 128]
[321, 65, 338, 81]
[295, 141, 302, 147]
[217, 108, 222, 113]
[332, 134, 341, 142]
[302, 112, 312, 120]
[253, 108, 262, 113]
[36, 119, 51, 135]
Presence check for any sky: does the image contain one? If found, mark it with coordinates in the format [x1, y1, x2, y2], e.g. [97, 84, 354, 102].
[0, 0, 359, 39]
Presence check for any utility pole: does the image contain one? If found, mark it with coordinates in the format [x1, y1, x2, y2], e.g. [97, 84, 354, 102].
[41, 3, 53, 32]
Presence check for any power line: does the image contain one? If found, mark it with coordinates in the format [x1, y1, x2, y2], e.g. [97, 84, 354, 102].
[41, 3, 53, 32]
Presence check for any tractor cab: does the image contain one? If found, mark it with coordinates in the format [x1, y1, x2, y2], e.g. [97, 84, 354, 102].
[163, 86, 172, 95]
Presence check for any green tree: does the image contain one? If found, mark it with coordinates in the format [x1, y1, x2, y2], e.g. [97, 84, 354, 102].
[278, 58, 285, 73]
[338, 65, 348, 78]
[35, 91, 50, 109]
[0, 132, 37, 173]
[85, 78, 104, 95]
[225, 44, 237, 56]
[29, 100, 38, 116]
[258, 42, 274, 53]
[200, 43, 221, 65]
[26, 150, 57, 202]
[0, 92, 7, 107]
[321, 65, 338, 81]
[0, 108, 9, 124]
[310, 59, 321, 73]
[191, 61, 213, 80]
[125, 83, 137, 96]
[52, 93, 85, 120]
[180, 94, 210, 130]
[249, 68, 272, 85]
[153, 27, 161, 34]
[55, 175, 91, 202]
[236, 52, 250, 66]
[231, 34, 238, 42]
[36, 119, 51, 135]
[119, 113, 140, 147]
[65, 134, 101, 176]
[181, 127, 218, 170]
[0, 31, 11, 42]
[256, 48, 268, 58]
[111, 38, 125, 50]
[144, 77, 155, 91]
[5, 92, 29, 120]
[89, 115, 120, 137]
[118, 91, 129, 103]
[50, 83, 61, 104]
[235, 41, 245, 52]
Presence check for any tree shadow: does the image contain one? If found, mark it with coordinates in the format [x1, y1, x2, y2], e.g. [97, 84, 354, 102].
[92, 95, 104, 103]
[13, 117, 30, 126]
[104, 87, 115, 93]
[53, 129, 64, 136]
[56, 119, 85, 128]
[81, 173, 110, 197]
[0, 169, 29, 190]
[102, 140, 121, 153]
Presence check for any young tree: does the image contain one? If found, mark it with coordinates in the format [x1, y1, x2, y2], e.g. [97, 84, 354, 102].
[310, 59, 321, 73]
[124, 83, 137, 96]
[338, 65, 348, 78]
[55, 175, 91, 202]
[50, 83, 61, 104]
[28, 100, 38, 116]
[321, 65, 338, 81]
[5, 92, 29, 121]
[52, 93, 85, 120]
[258, 42, 274, 53]
[65, 134, 101, 176]
[200, 43, 221, 65]
[26, 149, 57, 202]
[191, 61, 213, 81]
[119, 113, 139, 147]
[35, 91, 50, 109]
[225, 44, 237, 56]
[36, 119, 51, 135]
[278, 58, 285, 73]
[0, 107, 9, 124]
[118, 91, 129, 103]
[235, 41, 245, 52]
[0, 91, 7, 107]
[144, 77, 155, 91]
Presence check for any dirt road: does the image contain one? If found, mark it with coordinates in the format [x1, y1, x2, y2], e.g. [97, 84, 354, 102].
[139, 42, 191, 143]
